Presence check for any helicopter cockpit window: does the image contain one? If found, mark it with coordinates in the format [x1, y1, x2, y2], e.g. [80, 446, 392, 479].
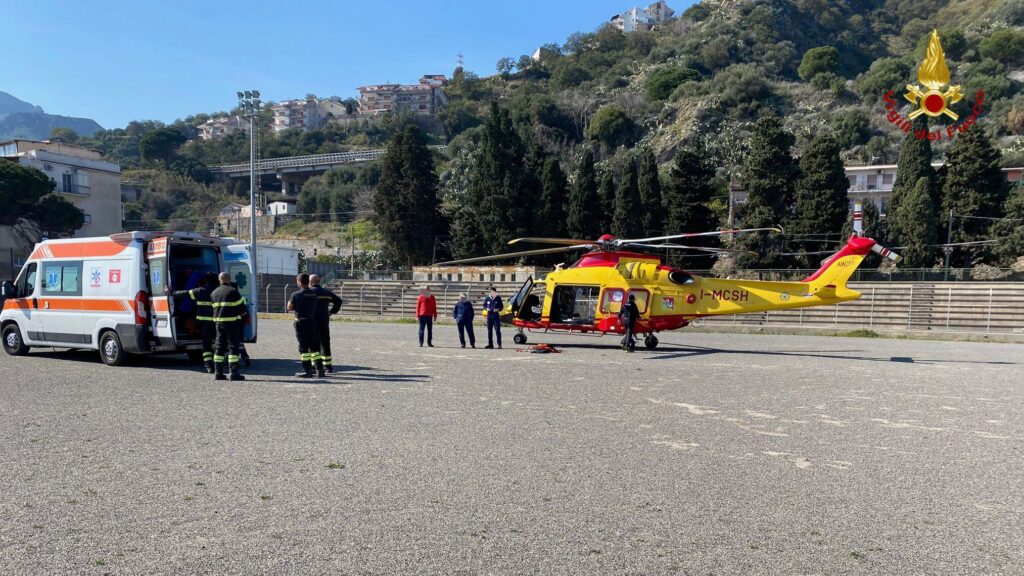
[627, 289, 650, 314]
[668, 271, 695, 285]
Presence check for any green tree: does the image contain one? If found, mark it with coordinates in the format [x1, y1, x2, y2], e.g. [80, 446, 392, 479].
[662, 144, 719, 246]
[992, 183, 1024, 266]
[0, 159, 84, 238]
[798, 46, 839, 81]
[49, 127, 79, 142]
[855, 58, 911, 102]
[888, 116, 934, 244]
[979, 28, 1024, 66]
[538, 157, 568, 237]
[372, 125, 443, 267]
[586, 106, 636, 150]
[567, 149, 601, 240]
[892, 177, 938, 268]
[597, 169, 615, 234]
[139, 127, 187, 166]
[637, 148, 663, 236]
[645, 67, 699, 101]
[736, 116, 798, 267]
[940, 127, 1008, 266]
[792, 135, 851, 266]
[496, 57, 515, 78]
[612, 157, 642, 238]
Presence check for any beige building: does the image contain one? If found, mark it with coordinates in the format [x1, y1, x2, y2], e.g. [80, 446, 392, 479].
[357, 75, 448, 117]
[271, 97, 323, 133]
[197, 115, 249, 140]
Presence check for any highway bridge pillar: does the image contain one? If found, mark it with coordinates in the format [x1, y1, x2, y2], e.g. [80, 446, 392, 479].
[277, 172, 311, 197]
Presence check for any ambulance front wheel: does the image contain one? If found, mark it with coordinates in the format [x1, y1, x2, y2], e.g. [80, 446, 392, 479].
[644, 335, 659, 349]
[3, 324, 29, 356]
[99, 331, 127, 366]
[513, 333, 527, 345]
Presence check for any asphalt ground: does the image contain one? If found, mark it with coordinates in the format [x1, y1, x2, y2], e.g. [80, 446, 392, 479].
[1, 319, 1022, 575]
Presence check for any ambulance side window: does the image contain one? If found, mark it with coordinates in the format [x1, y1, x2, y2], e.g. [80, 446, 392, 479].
[41, 262, 83, 296]
[17, 263, 37, 297]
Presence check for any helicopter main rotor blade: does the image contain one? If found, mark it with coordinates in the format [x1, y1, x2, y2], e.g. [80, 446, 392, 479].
[627, 243, 758, 256]
[508, 237, 599, 246]
[435, 245, 591, 265]
[618, 226, 784, 245]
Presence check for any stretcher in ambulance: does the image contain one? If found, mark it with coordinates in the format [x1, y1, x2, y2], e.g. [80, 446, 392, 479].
[0, 232, 256, 366]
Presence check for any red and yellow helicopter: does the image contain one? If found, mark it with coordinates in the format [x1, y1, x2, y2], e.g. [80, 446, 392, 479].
[440, 210, 900, 348]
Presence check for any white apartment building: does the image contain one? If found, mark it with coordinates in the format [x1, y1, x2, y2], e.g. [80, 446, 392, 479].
[357, 75, 448, 116]
[271, 97, 323, 133]
[1, 140, 122, 279]
[197, 116, 249, 140]
[610, 1, 674, 32]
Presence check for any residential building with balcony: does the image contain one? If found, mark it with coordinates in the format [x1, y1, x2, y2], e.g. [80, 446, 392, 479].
[271, 97, 323, 133]
[1, 139, 122, 279]
[357, 75, 448, 117]
[197, 115, 249, 140]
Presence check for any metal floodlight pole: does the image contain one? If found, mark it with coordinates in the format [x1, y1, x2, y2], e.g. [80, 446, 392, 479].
[943, 210, 954, 281]
[238, 89, 261, 337]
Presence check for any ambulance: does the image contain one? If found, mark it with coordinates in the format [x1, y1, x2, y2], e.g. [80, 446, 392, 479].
[0, 232, 256, 366]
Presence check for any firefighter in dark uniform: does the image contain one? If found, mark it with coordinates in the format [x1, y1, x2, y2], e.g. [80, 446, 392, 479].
[210, 272, 247, 380]
[172, 271, 218, 373]
[309, 274, 342, 373]
[619, 294, 640, 353]
[288, 273, 323, 378]
[227, 280, 252, 367]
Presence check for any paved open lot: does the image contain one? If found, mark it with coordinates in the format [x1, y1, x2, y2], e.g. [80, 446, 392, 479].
[1, 320, 1022, 575]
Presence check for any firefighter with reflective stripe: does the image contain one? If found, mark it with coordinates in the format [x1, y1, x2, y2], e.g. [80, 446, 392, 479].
[210, 272, 247, 381]
[172, 272, 218, 373]
[288, 273, 323, 378]
[227, 281, 252, 367]
[309, 274, 342, 373]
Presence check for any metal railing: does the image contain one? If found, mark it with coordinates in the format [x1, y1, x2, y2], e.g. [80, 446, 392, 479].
[210, 145, 447, 174]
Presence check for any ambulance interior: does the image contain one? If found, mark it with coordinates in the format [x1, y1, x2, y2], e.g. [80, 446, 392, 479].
[167, 243, 220, 341]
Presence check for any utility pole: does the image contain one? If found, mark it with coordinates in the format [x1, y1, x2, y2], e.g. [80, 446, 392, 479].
[238, 90, 261, 337]
[943, 210, 954, 281]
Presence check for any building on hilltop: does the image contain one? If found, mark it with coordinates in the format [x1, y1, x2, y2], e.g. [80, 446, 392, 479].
[357, 75, 448, 117]
[197, 116, 249, 141]
[610, 1, 675, 32]
[1, 139, 122, 279]
[271, 97, 323, 134]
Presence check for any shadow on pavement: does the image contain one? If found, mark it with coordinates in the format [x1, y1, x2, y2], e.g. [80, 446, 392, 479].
[641, 344, 1017, 365]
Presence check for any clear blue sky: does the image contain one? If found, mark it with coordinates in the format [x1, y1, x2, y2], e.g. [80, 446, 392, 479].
[2, 0, 694, 130]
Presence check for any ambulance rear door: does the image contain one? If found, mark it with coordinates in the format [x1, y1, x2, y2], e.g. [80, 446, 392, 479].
[223, 244, 256, 342]
[144, 237, 177, 348]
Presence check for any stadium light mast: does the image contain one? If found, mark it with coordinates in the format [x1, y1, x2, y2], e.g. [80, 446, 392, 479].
[238, 89, 261, 336]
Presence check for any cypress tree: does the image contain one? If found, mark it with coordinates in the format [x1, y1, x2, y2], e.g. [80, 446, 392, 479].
[663, 144, 720, 267]
[538, 157, 568, 237]
[638, 148, 663, 236]
[470, 102, 527, 253]
[373, 125, 443, 267]
[567, 148, 601, 240]
[893, 176, 938, 268]
[597, 169, 616, 234]
[792, 135, 851, 266]
[889, 116, 934, 244]
[736, 115, 798, 268]
[941, 127, 1008, 266]
[992, 182, 1024, 266]
[612, 157, 643, 238]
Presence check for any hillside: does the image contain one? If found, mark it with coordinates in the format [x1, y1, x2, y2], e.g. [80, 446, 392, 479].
[0, 91, 103, 140]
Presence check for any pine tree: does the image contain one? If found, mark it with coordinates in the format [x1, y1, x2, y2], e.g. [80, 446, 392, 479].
[736, 115, 798, 268]
[792, 135, 850, 267]
[941, 127, 1009, 266]
[373, 125, 443, 267]
[992, 182, 1024, 266]
[567, 148, 601, 240]
[889, 116, 934, 244]
[597, 169, 616, 234]
[469, 102, 528, 253]
[612, 157, 643, 238]
[538, 157, 568, 237]
[662, 144, 720, 267]
[637, 148, 663, 236]
[893, 176, 938, 268]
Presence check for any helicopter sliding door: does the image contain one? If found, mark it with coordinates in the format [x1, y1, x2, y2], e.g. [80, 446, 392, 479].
[550, 285, 599, 325]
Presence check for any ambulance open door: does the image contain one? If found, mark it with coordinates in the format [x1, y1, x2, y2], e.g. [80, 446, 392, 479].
[223, 244, 256, 342]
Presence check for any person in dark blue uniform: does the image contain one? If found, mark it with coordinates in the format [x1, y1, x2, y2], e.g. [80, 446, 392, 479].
[482, 287, 503, 349]
[288, 273, 323, 378]
[172, 271, 217, 373]
[619, 294, 640, 353]
[453, 292, 476, 348]
[210, 272, 247, 380]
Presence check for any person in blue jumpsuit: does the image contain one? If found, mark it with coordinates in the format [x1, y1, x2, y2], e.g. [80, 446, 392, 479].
[482, 287, 503, 349]
[453, 292, 476, 348]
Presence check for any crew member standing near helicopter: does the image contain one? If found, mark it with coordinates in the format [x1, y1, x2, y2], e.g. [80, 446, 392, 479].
[483, 287, 503, 349]
[309, 274, 342, 373]
[619, 294, 640, 353]
[288, 273, 324, 378]
[210, 272, 247, 380]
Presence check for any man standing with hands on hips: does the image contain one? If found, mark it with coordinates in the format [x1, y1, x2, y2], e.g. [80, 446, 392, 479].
[483, 286, 503, 349]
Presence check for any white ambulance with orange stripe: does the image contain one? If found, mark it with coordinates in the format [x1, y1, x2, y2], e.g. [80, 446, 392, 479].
[1, 231, 256, 365]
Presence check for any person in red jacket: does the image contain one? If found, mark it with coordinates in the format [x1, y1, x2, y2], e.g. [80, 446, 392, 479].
[416, 286, 438, 347]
